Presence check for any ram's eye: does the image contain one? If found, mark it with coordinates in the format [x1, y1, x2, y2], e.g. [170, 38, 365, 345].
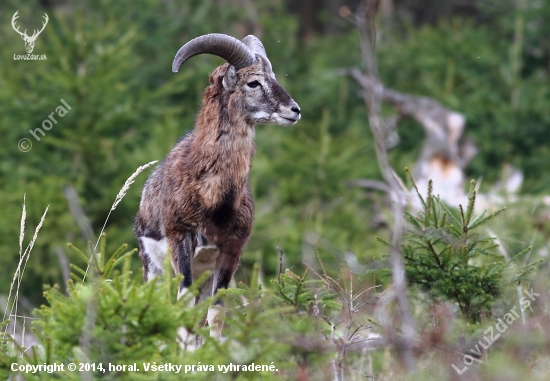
[247, 80, 260, 88]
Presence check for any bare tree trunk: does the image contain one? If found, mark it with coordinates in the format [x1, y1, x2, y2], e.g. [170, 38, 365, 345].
[298, 0, 317, 40]
[352, 0, 416, 371]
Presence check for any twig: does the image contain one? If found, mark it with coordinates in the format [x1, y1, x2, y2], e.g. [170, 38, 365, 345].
[347, 179, 391, 193]
[277, 247, 284, 282]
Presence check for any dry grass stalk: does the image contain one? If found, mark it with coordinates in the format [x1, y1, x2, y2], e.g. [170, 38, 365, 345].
[81, 160, 158, 282]
[111, 160, 159, 212]
[3, 195, 49, 348]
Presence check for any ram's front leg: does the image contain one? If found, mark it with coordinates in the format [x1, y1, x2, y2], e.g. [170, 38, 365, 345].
[206, 240, 245, 340]
[193, 236, 220, 345]
[170, 231, 193, 293]
[168, 231, 197, 349]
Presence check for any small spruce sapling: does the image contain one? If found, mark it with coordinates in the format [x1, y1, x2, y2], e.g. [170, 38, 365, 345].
[389, 170, 538, 322]
[20, 234, 209, 380]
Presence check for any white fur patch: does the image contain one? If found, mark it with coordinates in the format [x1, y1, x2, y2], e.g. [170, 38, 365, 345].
[178, 287, 199, 315]
[251, 111, 270, 122]
[177, 326, 197, 351]
[177, 287, 199, 350]
[140, 236, 168, 272]
[177, 287, 194, 303]
[207, 306, 224, 340]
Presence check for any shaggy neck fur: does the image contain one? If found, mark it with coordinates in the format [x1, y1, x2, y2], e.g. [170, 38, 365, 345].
[190, 64, 256, 209]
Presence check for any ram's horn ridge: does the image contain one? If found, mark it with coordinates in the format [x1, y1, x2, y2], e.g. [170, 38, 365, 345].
[172, 33, 256, 73]
[241, 35, 272, 71]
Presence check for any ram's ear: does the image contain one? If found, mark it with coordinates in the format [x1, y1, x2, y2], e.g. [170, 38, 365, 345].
[222, 65, 237, 92]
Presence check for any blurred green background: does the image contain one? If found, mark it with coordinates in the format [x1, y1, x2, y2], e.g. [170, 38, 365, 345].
[1, 0, 549, 306]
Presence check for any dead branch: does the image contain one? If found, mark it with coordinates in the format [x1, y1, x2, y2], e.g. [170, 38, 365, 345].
[54, 246, 70, 294]
[345, 63, 477, 210]
[62, 185, 95, 243]
[347, 179, 391, 193]
[353, 0, 416, 370]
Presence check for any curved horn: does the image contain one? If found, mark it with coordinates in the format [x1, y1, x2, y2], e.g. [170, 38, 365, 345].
[172, 33, 256, 73]
[242, 35, 272, 71]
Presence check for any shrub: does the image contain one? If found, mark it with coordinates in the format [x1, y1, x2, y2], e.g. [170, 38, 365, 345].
[399, 173, 539, 322]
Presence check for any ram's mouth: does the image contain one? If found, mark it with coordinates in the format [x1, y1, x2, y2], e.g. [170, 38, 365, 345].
[276, 115, 299, 126]
[264, 112, 300, 127]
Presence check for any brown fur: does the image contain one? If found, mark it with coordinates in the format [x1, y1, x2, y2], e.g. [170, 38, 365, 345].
[135, 56, 300, 301]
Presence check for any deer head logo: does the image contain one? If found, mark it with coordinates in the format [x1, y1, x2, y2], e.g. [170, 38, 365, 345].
[11, 11, 49, 54]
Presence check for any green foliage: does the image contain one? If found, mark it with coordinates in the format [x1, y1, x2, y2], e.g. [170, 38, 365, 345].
[3, 0, 550, 306]
[0, 321, 16, 381]
[2, 1, 550, 379]
[272, 267, 342, 314]
[0, 0, 383, 304]
[26, 235, 205, 380]
[400, 173, 539, 322]
[3, 236, 341, 380]
[215, 266, 334, 380]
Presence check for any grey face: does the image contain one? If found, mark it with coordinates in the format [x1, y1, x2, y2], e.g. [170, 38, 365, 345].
[223, 56, 301, 127]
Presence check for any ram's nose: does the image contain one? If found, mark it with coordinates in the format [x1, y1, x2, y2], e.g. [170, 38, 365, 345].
[275, 100, 301, 126]
[290, 102, 301, 119]
[291, 106, 301, 114]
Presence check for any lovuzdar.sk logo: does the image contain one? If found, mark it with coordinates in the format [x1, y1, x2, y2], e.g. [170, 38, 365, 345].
[12, 10, 48, 61]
